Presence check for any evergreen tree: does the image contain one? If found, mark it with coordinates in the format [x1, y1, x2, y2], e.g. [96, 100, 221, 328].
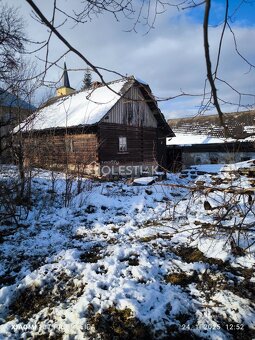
[81, 69, 92, 90]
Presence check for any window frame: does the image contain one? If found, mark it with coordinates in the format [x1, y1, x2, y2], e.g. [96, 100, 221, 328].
[118, 136, 128, 153]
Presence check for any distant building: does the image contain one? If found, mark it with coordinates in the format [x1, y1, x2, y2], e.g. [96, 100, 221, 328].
[167, 111, 255, 169]
[0, 88, 35, 163]
[56, 62, 75, 97]
[17, 67, 174, 177]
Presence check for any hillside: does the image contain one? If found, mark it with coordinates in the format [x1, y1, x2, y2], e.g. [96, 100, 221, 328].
[168, 110, 255, 139]
[0, 162, 255, 339]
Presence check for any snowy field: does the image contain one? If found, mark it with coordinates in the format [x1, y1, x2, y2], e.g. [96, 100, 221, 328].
[0, 161, 255, 339]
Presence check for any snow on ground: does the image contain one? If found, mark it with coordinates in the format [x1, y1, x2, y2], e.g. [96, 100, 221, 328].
[133, 177, 155, 186]
[189, 164, 226, 174]
[0, 161, 255, 339]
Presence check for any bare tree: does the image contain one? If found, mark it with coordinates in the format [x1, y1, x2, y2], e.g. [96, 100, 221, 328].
[201, 0, 255, 137]
[0, 2, 28, 84]
[23, 0, 254, 137]
[7, 60, 39, 198]
[0, 2, 38, 163]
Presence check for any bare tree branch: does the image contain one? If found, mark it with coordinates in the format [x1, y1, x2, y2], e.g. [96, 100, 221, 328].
[203, 0, 230, 137]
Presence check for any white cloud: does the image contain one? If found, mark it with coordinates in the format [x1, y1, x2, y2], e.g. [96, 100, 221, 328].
[6, 0, 255, 118]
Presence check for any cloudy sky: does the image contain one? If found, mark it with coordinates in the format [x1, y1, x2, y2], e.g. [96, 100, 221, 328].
[7, 0, 255, 119]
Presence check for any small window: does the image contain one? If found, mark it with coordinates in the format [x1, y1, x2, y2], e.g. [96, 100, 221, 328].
[119, 136, 127, 152]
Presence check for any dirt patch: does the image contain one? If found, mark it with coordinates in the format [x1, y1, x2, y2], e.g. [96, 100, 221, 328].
[0, 275, 16, 287]
[88, 307, 152, 340]
[95, 265, 108, 275]
[173, 246, 225, 266]
[111, 226, 120, 233]
[165, 272, 198, 287]
[175, 312, 192, 325]
[72, 233, 87, 240]
[140, 233, 173, 243]
[227, 277, 255, 302]
[227, 266, 254, 280]
[85, 205, 97, 213]
[80, 246, 104, 263]
[119, 253, 139, 266]
[140, 235, 159, 242]
[140, 220, 165, 228]
[220, 266, 255, 302]
[195, 270, 227, 303]
[8, 272, 85, 320]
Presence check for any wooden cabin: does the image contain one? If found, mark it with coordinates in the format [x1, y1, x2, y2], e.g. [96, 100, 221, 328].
[18, 74, 174, 177]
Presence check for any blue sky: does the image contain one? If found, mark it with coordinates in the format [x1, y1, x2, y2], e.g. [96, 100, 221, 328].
[188, 0, 255, 26]
[6, 0, 255, 118]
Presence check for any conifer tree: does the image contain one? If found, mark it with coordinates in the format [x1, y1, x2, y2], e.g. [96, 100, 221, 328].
[81, 69, 92, 90]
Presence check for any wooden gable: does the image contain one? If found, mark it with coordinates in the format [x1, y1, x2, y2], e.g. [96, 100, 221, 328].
[100, 84, 157, 128]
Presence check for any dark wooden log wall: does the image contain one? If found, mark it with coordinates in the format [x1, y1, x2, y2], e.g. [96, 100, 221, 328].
[98, 123, 157, 164]
[23, 132, 99, 172]
[157, 129, 168, 169]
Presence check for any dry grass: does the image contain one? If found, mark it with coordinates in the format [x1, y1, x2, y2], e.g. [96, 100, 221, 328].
[8, 272, 85, 320]
[88, 307, 152, 340]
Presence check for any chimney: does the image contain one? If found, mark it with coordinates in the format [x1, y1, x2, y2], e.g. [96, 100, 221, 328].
[92, 81, 103, 89]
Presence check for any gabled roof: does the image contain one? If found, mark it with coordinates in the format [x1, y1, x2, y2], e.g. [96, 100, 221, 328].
[18, 77, 173, 136]
[0, 88, 35, 110]
[168, 110, 255, 140]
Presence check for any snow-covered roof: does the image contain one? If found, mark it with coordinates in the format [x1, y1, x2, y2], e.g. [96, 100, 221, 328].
[166, 133, 226, 146]
[17, 79, 130, 132]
